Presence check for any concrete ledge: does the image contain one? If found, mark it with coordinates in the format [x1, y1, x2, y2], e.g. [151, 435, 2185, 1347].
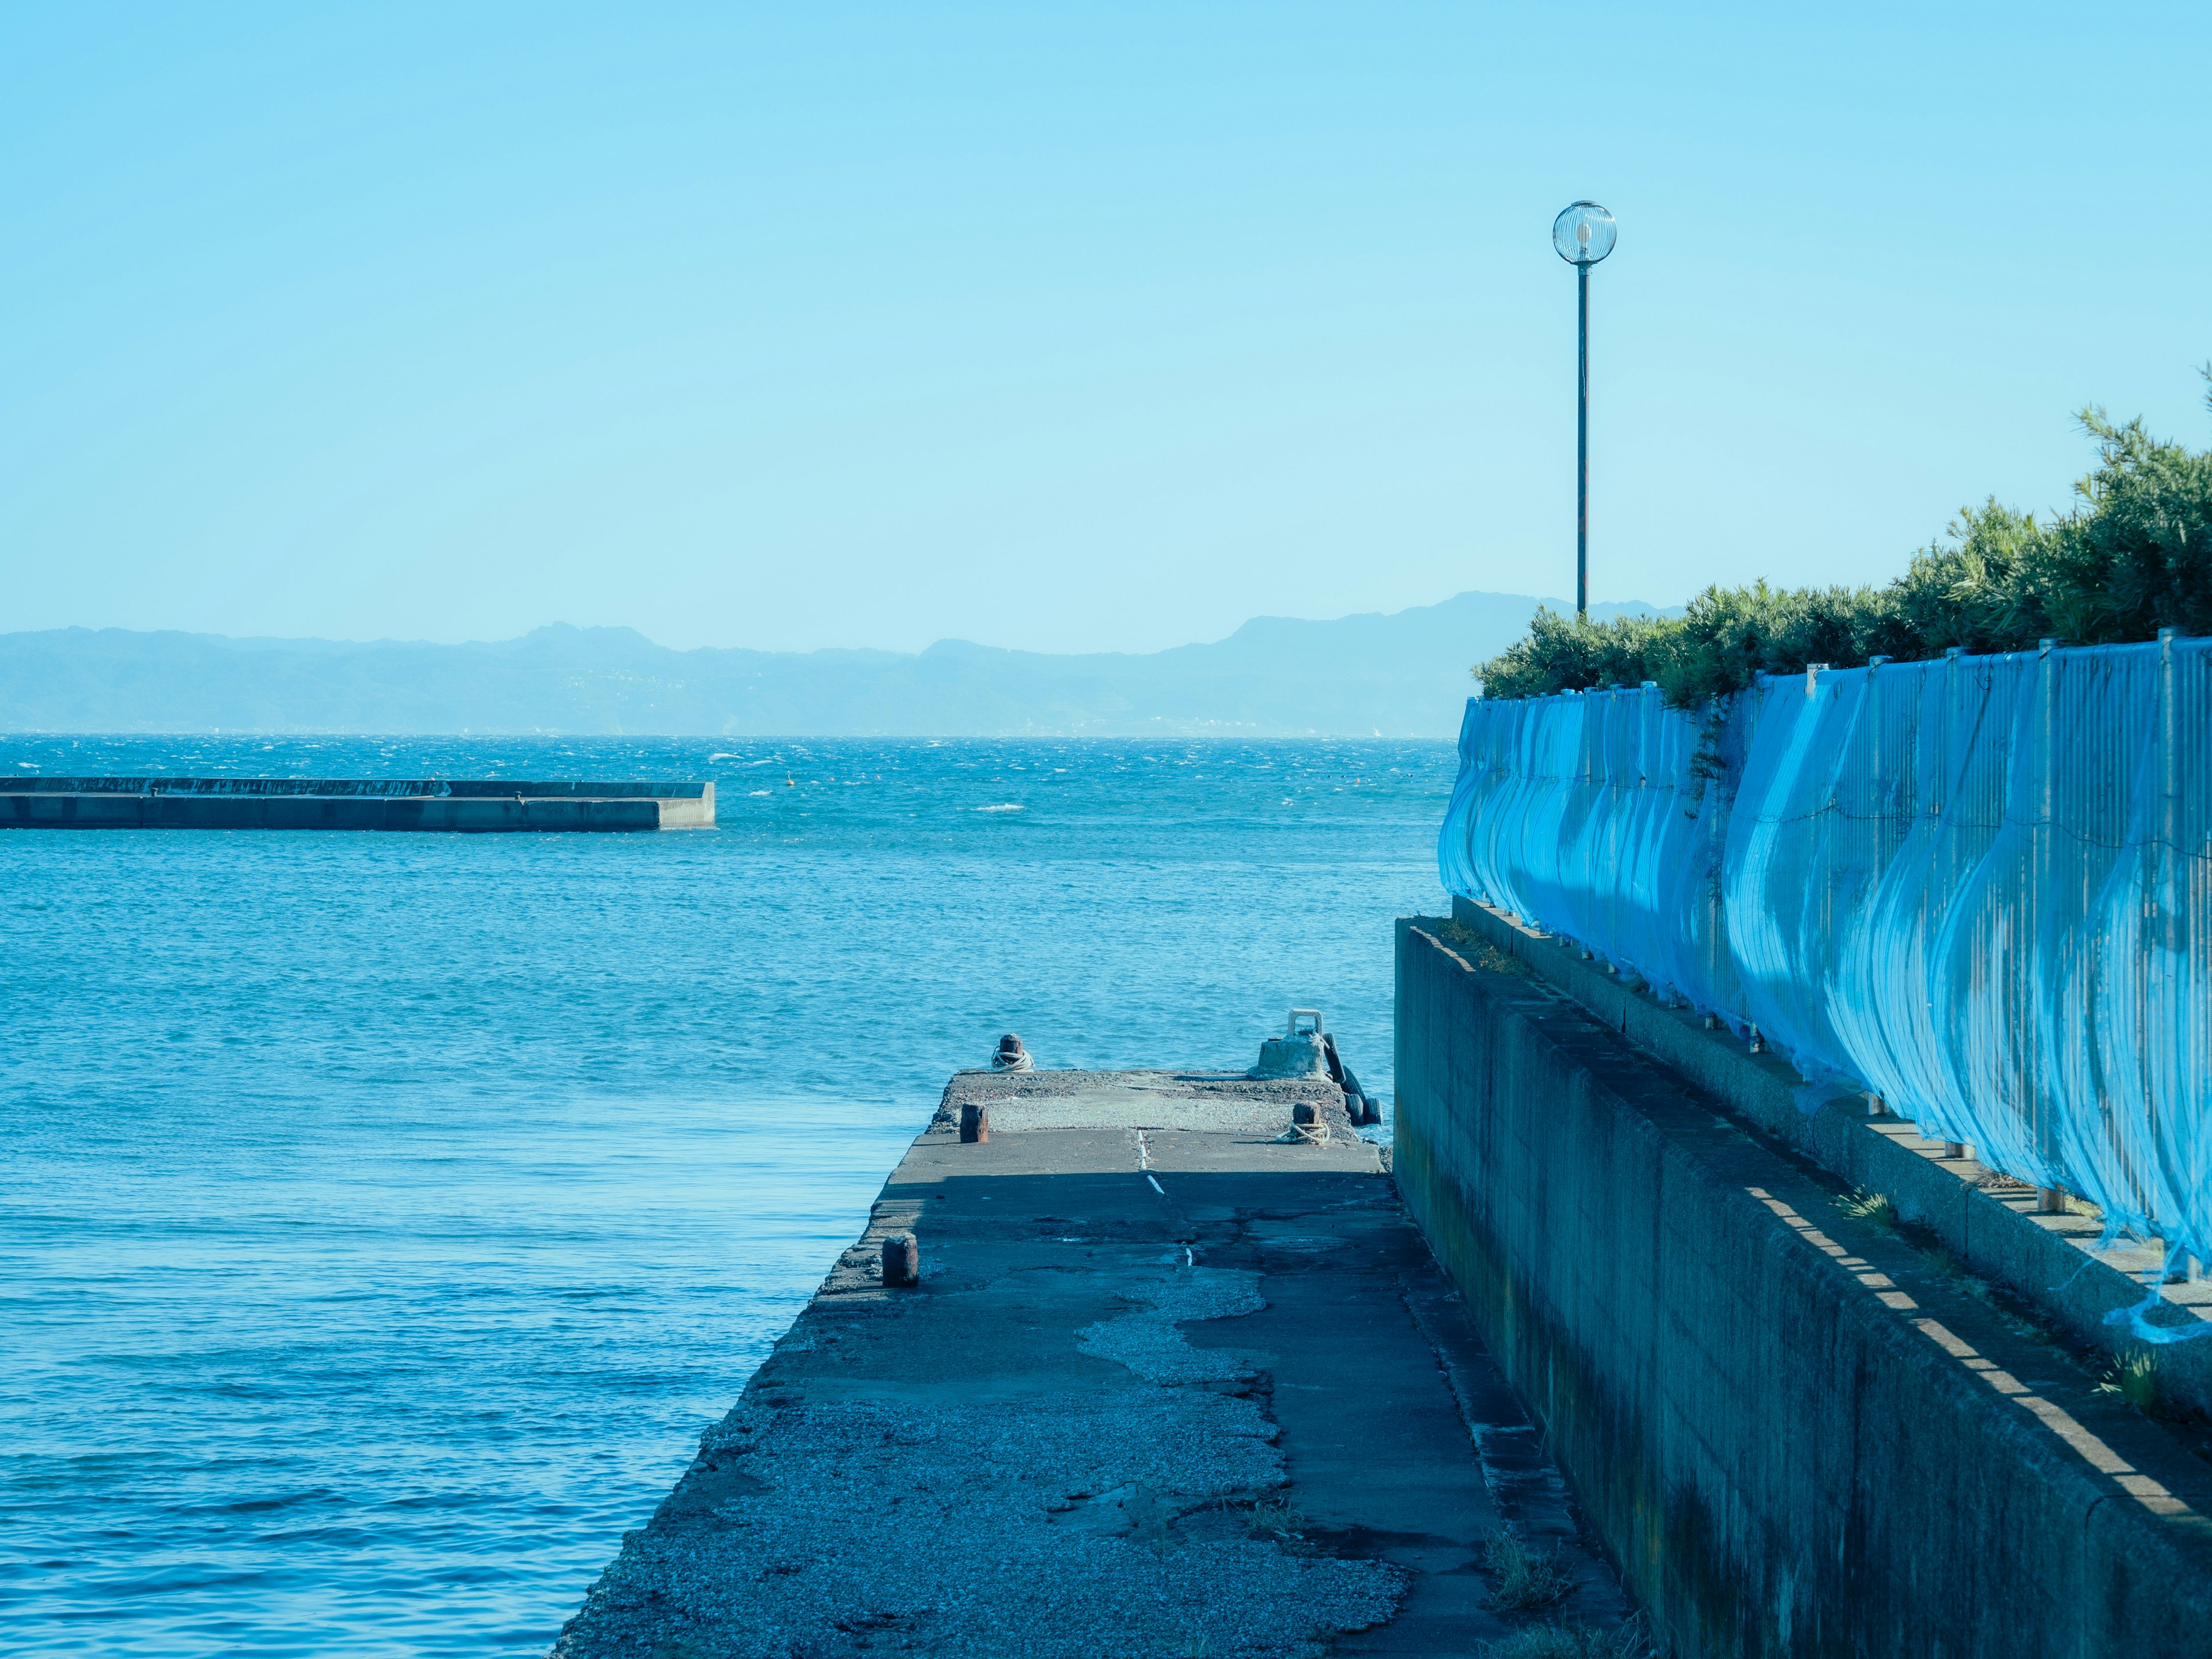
[1449, 894, 2212, 1420]
[1397, 917, 2212, 1658]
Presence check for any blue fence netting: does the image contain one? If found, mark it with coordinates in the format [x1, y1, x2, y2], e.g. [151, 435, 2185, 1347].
[1438, 634, 2211, 1276]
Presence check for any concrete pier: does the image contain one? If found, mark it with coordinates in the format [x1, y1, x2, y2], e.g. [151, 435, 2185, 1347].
[2, 778, 713, 831]
[554, 1067, 1632, 1658]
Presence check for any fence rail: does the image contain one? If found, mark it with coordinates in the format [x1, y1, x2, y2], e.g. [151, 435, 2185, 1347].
[1438, 633, 2211, 1261]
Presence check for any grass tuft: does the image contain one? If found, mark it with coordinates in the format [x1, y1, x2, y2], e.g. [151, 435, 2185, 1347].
[2094, 1348, 2160, 1414]
[1839, 1189, 1896, 1229]
[1242, 1494, 1328, 1556]
[1483, 1527, 1574, 1612]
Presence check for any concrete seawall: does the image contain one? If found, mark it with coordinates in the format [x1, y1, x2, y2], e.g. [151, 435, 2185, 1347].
[2, 778, 713, 831]
[1442, 895, 2212, 1418]
[1396, 915, 2212, 1658]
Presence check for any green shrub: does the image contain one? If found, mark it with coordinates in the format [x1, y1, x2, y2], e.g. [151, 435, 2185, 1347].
[1475, 382, 2212, 706]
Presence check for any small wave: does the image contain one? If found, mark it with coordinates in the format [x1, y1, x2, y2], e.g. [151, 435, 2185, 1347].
[976, 803, 1025, 813]
[748, 790, 771, 797]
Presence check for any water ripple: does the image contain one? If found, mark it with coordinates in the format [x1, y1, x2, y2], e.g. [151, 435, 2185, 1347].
[0, 734, 1452, 1654]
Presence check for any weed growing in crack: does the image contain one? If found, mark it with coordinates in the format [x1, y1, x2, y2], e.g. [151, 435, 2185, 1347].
[1483, 1527, 1573, 1611]
[1241, 1495, 1330, 1558]
[2094, 1348, 2161, 1414]
[1838, 1189, 1896, 1229]
[1247, 1497, 1305, 1540]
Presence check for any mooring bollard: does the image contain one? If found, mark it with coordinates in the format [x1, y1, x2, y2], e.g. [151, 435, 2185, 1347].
[881, 1232, 919, 1287]
[1943, 1141, 1970, 1162]
[959, 1101, 989, 1143]
[1291, 1101, 1319, 1128]
[2036, 1187, 2068, 1215]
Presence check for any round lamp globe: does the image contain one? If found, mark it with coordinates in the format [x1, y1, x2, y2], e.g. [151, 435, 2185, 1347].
[1552, 202, 1617, 266]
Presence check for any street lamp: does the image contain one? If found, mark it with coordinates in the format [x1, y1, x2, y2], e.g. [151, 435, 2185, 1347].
[1552, 200, 1616, 620]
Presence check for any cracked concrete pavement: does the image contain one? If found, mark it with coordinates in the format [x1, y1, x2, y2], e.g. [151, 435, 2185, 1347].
[551, 1070, 1627, 1659]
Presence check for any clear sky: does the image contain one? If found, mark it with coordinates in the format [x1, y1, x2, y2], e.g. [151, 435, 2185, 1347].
[2, 2, 2207, 654]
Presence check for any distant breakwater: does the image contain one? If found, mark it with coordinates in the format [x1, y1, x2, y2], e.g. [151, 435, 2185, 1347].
[3, 777, 714, 831]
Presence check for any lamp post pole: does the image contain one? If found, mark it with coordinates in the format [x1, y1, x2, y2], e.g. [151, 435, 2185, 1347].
[1577, 259, 1589, 620]
[1552, 201, 1615, 623]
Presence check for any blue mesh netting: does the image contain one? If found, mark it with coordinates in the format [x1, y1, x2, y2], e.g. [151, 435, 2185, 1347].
[1438, 636, 2211, 1264]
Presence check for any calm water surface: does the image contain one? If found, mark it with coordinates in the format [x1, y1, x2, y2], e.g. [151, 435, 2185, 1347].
[0, 736, 1455, 1654]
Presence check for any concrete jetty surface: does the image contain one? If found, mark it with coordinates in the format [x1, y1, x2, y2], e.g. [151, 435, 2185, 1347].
[2, 778, 713, 831]
[553, 1068, 1630, 1659]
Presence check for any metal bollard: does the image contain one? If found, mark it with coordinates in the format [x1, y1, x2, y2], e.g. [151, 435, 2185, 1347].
[1943, 1141, 1970, 1162]
[959, 1101, 989, 1143]
[881, 1232, 919, 1287]
[1291, 1101, 1319, 1128]
[2036, 1187, 2067, 1215]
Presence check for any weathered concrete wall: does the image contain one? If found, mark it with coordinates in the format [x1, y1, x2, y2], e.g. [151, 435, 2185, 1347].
[1396, 917, 2212, 1659]
[1447, 894, 2212, 1419]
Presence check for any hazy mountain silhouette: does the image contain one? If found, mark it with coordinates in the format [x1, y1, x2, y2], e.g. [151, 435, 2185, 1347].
[0, 592, 1675, 737]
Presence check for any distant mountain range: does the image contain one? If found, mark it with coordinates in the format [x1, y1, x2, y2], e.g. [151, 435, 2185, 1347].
[0, 592, 1675, 738]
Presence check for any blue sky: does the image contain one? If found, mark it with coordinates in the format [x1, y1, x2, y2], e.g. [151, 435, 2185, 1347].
[2, 2, 2207, 654]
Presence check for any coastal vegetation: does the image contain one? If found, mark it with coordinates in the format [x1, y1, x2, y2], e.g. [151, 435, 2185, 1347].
[1476, 382, 2212, 706]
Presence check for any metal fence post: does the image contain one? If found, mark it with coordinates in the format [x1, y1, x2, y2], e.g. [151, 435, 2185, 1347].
[2034, 639, 2058, 1184]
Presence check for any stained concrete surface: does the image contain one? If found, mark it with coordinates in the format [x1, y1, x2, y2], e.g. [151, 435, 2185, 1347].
[1445, 894, 2212, 1414]
[553, 1071, 1628, 1659]
[1397, 918, 2212, 1659]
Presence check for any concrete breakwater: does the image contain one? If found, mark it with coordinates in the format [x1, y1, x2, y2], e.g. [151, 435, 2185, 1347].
[1396, 908, 2212, 1658]
[554, 1066, 1634, 1658]
[2, 777, 713, 831]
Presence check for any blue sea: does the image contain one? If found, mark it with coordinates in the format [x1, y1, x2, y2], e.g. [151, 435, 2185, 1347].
[0, 736, 1456, 1656]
